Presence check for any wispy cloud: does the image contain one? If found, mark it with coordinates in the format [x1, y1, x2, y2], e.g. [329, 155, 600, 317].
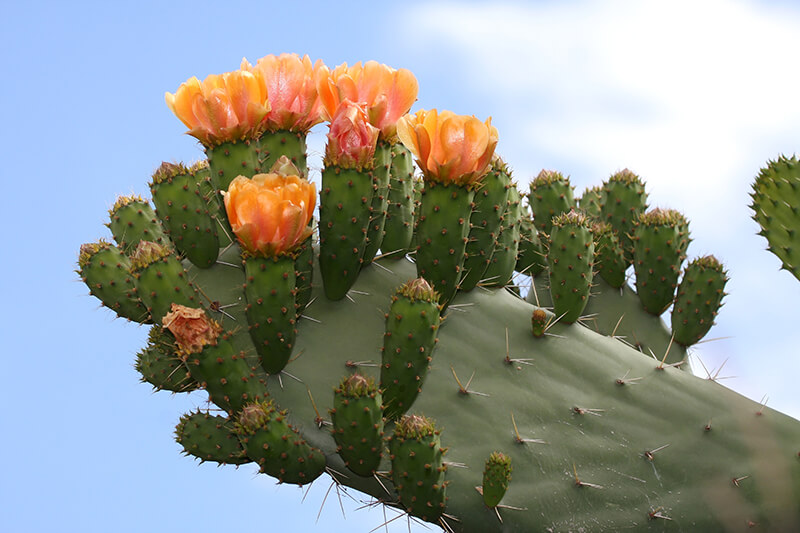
[406, 0, 800, 418]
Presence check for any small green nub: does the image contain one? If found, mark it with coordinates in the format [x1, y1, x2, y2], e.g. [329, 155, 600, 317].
[671, 255, 728, 346]
[529, 169, 576, 235]
[175, 411, 250, 465]
[531, 308, 549, 338]
[235, 400, 326, 485]
[331, 373, 384, 476]
[135, 326, 199, 393]
[482, 451, 512, 508]
[593, 221, 628, 288]
[78, 240, 150, 323]
[108, 195, 168, 254]
[632, 208, 688, 315]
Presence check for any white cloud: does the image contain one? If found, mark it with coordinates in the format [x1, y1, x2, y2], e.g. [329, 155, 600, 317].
[407, 0, 800, 419]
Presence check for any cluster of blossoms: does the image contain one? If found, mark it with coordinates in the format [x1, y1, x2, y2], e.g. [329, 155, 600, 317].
[165, 53, 499, 260]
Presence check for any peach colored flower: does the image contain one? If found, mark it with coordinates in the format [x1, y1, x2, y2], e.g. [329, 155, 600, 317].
[223, 173, 316, 256]
[397, 109, 498, 187]
[317, 61, 418, 141]
[240, 54, 325, 133]
[162, 304, 222, 354]
[165, 69, 270, 145]
[324, 100, 379, 170]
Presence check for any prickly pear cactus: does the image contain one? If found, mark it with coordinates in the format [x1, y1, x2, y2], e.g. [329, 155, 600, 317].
[79, 56, 800, 533]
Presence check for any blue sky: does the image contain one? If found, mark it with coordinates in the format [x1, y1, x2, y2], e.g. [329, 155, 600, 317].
[3, 1, 799, 532]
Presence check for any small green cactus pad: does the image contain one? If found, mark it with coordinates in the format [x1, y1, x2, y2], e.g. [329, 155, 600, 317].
[390, 415, 448, 522]
[530, 307, 550, 338]
[382, 142, 415, 258]
[242, 254, 297, 375]
[150, 161, 220, 269]
[205, 139, 260, 191]
[671, 255, 728, 347]
[362, 142, 392, 264]
[578, 185, 604, 220]
[415, 181, 475, 306]
[461, 157, 512, 291]
[175, 411, 250, 465]
[256, 130, 308, 177]
[547, 211, 594, 324]
[235, 401, 326, 485]
[135, 326, 199, 392]
[482, 451, 512, 508]
[380, 278, 441, 420]
[330, 374, 384, 476]
[108, 195, 168, 254]
[78, 240, 150, 323]
[516, 209, 547, 278]
[130, 241, 198, 324]
[318, 165, 374, 300]
[593, 221, 628, 289]
[632, 208, 688, 315]
[599, 169, 648, 264]
[183, 335, 269, 415]
[750, 154, 800, 281]
[529, 169, 576, 235]
[482, 183, 522, 287]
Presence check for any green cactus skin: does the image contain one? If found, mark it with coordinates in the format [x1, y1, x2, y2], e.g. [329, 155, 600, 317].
[599, 169, 648, 264]
[255, 130, 308, 177]
[103, 242, 800, 531]
[482, 183, 522, 288]
[78, 240, 150, 323]
[130, 242, 198, 324]
[461, 158, 512, 291]
[293, 234, 314, 316]
[330, 374, 384, 476]
[389, 415, 448, 523]
[578, 185, 604, 220]
[235, 401, 326, 485]
[632, 208, 688, 315]
[362, 142, 392, 264]
[482, 451, 511, 508]
[750, 154, 800, 281]
[108, 196, 168, 254]
[380, 279, 442, 421]
[415, 181, 475, 307]
[381, 142, 415, 258]
[593, 221, 628, 289]
[515, 209, 547, 278]
[547, 211, 595, 324]
[149, 161, 220, 269]
[529, 170, 576, 236]
[318, 165, 374, 300]
[135, 326, 199, 393]
[175, 411, 250, 465]
[671, 255, 728, 347]
[205, 139, 260, 192]
[183, 333, 269, 415]
[242, 254, 297, 375]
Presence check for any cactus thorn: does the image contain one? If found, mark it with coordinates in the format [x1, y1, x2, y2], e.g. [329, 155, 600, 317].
[572, 463, 604, 489]
[451, 366, 489, 397]
[504, 327, 533, 367]
[615, 369, 643, 386]
[732, 475, 750, 487]
[511, 412, 547, 445]
[643, 443, 670, 461]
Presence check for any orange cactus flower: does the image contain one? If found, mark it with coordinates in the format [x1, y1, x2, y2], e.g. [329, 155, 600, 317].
[317, 61, 418, 141]
[240, 54, 325, 133]
[324, 99, 380, 170]
[223, 173, 316, 257]
[397, 109, 499, 187]
[165, 69, 270, 146]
